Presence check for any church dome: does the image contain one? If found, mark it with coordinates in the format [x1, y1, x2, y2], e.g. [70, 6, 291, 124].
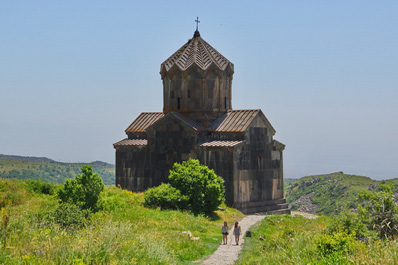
[161, 30, 234, 114]
[160, 30, 234, 75]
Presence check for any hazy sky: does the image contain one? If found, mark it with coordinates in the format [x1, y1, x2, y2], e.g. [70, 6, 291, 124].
[1, 1, 397, 179]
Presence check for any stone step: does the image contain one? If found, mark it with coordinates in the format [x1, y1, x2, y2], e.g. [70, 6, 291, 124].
[241, 203, 290, 215]
[256, 208, 291, 215]
[234, 198, 286, 209]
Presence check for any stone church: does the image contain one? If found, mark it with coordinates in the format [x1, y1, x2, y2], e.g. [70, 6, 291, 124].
[114, 29, 290, 214]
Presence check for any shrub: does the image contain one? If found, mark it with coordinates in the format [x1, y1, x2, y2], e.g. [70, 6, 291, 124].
[0, 179, 29, 207]
[316, 231, 355, 256]
[169, 159, 225, 215]
[51, 203, 90, 228]
[58, 165, 104, 212]
[100, 189, 131, 212]
[358, 184, 398, 238]
[327, 210, 372, 239]
[27, 180, 56, 195]
[144, 183, 188, 210]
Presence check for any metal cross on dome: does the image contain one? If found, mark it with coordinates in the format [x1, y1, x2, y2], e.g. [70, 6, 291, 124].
[195, 16, 200, 31]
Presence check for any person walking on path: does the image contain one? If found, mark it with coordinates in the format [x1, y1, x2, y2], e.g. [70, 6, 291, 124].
[233, 221, 241, 245]
[221, 221, 229, 245]
[201, 215, 265, 265]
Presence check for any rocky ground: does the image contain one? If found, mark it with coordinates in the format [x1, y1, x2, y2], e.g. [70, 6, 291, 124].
[292, 192, 318, 213]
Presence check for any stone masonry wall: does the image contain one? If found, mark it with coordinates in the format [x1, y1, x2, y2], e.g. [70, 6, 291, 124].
[146, 117, 198, 187]
[115, 146, 148, 191]
[163, 67, 232, 113]
[233, 116, 283, 206]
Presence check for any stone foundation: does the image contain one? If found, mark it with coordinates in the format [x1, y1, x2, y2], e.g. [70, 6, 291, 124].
[234, 198, 291, 215]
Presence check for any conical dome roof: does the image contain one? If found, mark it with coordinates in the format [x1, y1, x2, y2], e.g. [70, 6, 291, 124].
[161, 31, 234, 74]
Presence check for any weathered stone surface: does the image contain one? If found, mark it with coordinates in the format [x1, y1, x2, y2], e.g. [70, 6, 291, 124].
[114, 30, 289, 214]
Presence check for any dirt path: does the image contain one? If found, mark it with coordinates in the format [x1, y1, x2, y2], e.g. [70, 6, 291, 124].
[291, 210, 319, 219]
[200, 215, 266, 265]
[200, 211, 316, 265]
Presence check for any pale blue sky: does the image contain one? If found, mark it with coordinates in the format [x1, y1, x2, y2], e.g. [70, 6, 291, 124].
[1, 1, 397, 179]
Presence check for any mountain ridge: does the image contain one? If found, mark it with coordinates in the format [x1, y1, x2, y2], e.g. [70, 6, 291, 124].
[0, 154, 115, 184]
[0, 154, 114, 166]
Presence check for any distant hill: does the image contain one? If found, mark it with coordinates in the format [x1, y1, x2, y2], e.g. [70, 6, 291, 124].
[285, 172, 398, 215]
[283, 178, 297, 196]
[0, 154, 115, 185]
[0, 154, 55, 162]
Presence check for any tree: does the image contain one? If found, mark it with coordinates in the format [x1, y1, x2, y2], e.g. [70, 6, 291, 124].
[58, 165, 104, 212]
[168, 159, 225, 215]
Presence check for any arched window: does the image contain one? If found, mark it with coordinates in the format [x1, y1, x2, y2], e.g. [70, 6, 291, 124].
[256, 155, 263, 170]
[177, 97, 181, 110]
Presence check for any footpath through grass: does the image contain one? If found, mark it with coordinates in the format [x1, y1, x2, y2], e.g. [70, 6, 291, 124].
[0, 179, 244, 264]
[236, 215, 398, 265]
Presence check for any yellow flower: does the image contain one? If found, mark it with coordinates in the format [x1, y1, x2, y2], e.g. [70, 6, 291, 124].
[73, 258, 86, 265]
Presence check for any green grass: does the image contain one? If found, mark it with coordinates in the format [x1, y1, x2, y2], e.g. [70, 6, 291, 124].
[286, 172, 398, 215]
[236, 215, 398, 265]
[0, 158, 114, 184]
[0, 179, 244, 264]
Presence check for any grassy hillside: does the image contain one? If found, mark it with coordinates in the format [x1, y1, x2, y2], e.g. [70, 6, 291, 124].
[237, 214, 398, 264]
[0, 155, 115, 184]
[286, 172, 398, 215]
[0, 178, 244, 264]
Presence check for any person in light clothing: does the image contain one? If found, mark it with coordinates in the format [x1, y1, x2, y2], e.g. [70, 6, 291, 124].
[233, 221, 241, 245]
[221, 221, 229, 245]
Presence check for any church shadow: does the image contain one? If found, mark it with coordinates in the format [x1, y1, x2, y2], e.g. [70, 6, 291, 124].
[206, 211, 222, 221]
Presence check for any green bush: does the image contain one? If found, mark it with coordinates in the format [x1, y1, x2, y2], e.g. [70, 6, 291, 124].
[144, 183, 188, 210]
[27, 180, 57, 195]
[358, 184, 398, 238]
[169, 159, 225, 215]
[316, 231, 355, 257]
[327, 210, 372, 239]
[51, 203, 90, 229]
[100, 189, 131, 212]
[143, 159, 225, 215]
[58, 165, 104, 212]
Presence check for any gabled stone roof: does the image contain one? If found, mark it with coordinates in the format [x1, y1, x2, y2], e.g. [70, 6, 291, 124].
[114, 139, 148, 147]
[147, 112, 205, 132]
[209, 109, 276, 134]
[198, 140, 243, 147]
[170, 112, 205, 131]
[125, 109, 276, 135]
[160, 31, 234, 73]
[273, 140, 286, 150]
[125, 112, 164, 133]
